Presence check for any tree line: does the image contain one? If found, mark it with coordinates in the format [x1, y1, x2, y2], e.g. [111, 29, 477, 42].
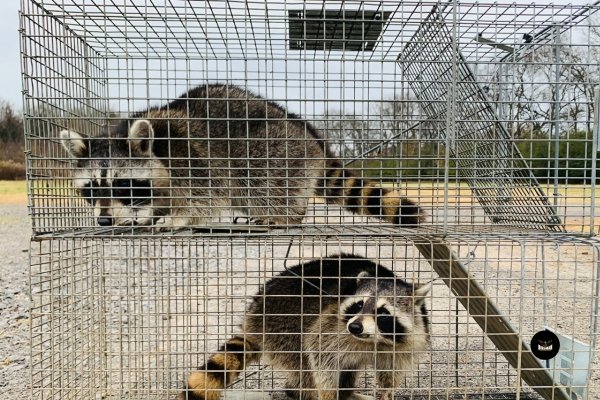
[314, 27, 599, 184]
[0, 101, 25, 180]
[315, 101, 597, 184]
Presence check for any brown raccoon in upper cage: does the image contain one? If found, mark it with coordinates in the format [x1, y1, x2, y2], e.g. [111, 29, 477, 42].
[60, 84, 422, 229]
[179, 254, 431, 400]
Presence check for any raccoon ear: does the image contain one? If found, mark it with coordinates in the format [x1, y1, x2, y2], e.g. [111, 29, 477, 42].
[356, 270, 371, 286]
[413, 281, 432, 304]
[60, 129, 89, 158]
[128, 119, 154, 156]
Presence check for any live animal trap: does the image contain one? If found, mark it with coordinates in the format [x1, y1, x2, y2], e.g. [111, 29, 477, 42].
[20, 1, 600, 399]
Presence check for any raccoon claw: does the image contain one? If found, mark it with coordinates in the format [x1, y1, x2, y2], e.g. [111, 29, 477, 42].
[155, 225, 177, 233]
[233, 216, 253, 224]
[233, 217, 268, 226]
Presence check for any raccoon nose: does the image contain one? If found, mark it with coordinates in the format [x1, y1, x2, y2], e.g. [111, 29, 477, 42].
[97, 217, 113, 226]
[348, 322, 363, 335]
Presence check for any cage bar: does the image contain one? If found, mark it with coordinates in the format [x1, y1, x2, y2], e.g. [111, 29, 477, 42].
[20, 1, 600, 400]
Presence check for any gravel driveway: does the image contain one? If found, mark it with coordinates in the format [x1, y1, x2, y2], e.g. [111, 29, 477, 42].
[1, 198, 598, 399]
[0, 202, 31, 399]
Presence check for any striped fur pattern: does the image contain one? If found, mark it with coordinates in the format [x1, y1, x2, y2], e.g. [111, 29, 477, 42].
[60, 84, 422, 229]
[320, 169, 421, 226]
[179, 254, 430, 400]
[180, 335, 260, 400]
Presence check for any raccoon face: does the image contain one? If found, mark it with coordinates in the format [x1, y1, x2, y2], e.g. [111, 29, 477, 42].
[342, 274, 431, 345]
[72, 166, 159, 226]
[60, 120, 169, 227]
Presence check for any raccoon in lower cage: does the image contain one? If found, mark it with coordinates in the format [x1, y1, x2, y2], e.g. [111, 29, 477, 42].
[59, 84, 422, 229]
[178, 254, 431, 400]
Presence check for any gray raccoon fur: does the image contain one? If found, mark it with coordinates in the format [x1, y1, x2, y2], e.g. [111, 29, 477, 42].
[179, 254, 430, 400]
[60, 84, 422, 228]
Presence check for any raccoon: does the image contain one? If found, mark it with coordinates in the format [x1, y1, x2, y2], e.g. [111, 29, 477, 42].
[179, 254, 431, 400]
[60, 84, 422, 229]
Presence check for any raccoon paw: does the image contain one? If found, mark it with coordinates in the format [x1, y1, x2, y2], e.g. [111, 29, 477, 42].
[153, 217, 192, 232]
[233, 216, 254, 225]
[233, 217, 270, 227]
[143, 224, 181, 233]
[377, 391, 393, 400]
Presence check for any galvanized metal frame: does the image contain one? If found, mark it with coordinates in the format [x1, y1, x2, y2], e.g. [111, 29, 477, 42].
[20, 1, 600, 399]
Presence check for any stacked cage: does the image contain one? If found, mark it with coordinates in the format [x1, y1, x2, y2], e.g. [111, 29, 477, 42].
[20, 1, 600, 399]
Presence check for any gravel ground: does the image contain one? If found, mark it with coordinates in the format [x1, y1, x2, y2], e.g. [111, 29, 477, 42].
[1, 199, 598, 399]
[0, 202, 31, 399]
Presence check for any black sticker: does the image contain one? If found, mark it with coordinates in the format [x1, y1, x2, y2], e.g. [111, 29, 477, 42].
[531, 330, 560, 360]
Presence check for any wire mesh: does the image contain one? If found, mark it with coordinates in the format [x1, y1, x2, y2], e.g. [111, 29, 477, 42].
[399, 6, 562, 231]
[29, 235, 600, 399]
[19, 0, 600, 235]
[19, 1, 600, 400]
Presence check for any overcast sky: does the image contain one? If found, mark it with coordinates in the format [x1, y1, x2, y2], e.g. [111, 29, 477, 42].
[2, 0, 596, 113]
[0, 0, 21, 109]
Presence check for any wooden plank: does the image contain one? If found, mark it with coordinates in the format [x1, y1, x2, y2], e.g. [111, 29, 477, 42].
[413, 238, 570, 400]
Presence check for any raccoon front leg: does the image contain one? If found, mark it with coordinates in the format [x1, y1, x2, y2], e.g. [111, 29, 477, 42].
[308, 355, 341, 400]
[157, 210, 217, 231]
[314, 376, 338, 400]
[314, 375, 372, 400]
[283, 372, 301, 400]
[283, 369, 316, 400]
[339, 370, 372, 400]
[155, 215, 193, 232]
[375, 370, 399, 400]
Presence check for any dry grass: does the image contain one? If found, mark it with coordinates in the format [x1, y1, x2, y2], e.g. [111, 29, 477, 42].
[0, 160, 26, 180]
[0, 180, 26, 204]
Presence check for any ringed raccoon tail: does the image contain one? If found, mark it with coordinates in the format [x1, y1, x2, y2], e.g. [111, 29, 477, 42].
[178, 335, 260, 400]
[322, 168, 423, 226]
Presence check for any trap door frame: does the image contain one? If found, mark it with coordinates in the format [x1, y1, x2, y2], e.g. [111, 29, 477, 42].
[413, 237, 571, 400]
[399, 6, 563, 232]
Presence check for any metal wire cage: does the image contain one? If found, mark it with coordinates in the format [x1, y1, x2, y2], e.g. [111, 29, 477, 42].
[19, 1, 600, 399]
[20, 0, 600, 235]
[29, 235, 600, 399]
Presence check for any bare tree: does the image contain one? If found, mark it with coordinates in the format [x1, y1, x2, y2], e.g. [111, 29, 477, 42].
[503, 18, 599, 137]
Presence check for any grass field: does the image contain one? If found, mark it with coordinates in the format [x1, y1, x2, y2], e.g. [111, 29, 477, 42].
[0, 180, 27, 204]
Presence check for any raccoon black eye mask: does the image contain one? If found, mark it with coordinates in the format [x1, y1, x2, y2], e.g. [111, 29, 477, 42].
[80, 179, 152, 207]
[61, 83, 423, 229]
[178, 254, 431, 400]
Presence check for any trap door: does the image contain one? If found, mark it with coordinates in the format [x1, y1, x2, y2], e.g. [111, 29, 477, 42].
[399, 7, 563, 232]
[414, 238, 571, 400]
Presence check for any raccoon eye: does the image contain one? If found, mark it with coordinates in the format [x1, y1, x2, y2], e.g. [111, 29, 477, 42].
[112, 179, 152, 205]
[345, 300, 363, 316]
[112, 179, 133, 198]
[377, 307, 391, 315]
[115, 179, 131, 188]
[80, 181, 97, 204]
[377, 314, 406, 343]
